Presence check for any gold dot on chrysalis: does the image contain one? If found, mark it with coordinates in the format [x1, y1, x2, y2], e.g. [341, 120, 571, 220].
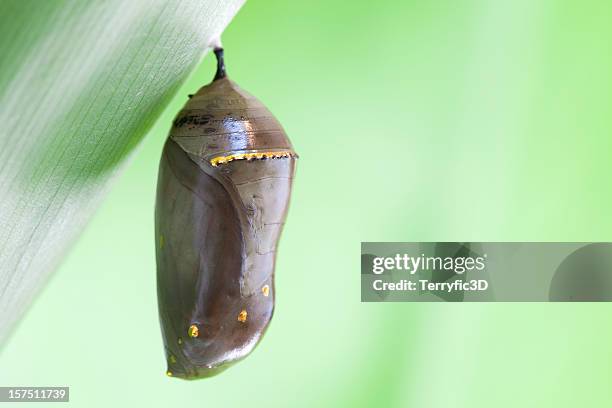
[237, 310, 247, 323]
[166, 370, 173, 377]
[262, 285, 270, 297]
[177, 337, 183, 345]
[188, 324, 199, 338]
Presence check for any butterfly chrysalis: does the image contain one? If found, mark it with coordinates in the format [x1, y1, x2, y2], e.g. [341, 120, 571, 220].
[155, 47, 297, 379]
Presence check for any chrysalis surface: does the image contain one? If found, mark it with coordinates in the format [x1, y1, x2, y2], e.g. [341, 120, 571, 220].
[155, 49, 297, 379]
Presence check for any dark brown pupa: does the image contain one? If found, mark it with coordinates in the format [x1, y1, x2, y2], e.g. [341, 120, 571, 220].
[155, 48, 297, 379]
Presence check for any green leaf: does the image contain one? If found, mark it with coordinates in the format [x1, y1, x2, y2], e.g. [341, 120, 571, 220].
[0, 0, 244, 342]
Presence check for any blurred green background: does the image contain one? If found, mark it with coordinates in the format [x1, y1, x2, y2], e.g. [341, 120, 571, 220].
[2, 0, 612, 406]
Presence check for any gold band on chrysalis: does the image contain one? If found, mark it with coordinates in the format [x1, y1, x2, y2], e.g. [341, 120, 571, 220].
[210, 150, 296, 167]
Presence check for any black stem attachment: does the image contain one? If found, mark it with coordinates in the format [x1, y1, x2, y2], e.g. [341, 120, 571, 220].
[213, 47, 226, 81]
